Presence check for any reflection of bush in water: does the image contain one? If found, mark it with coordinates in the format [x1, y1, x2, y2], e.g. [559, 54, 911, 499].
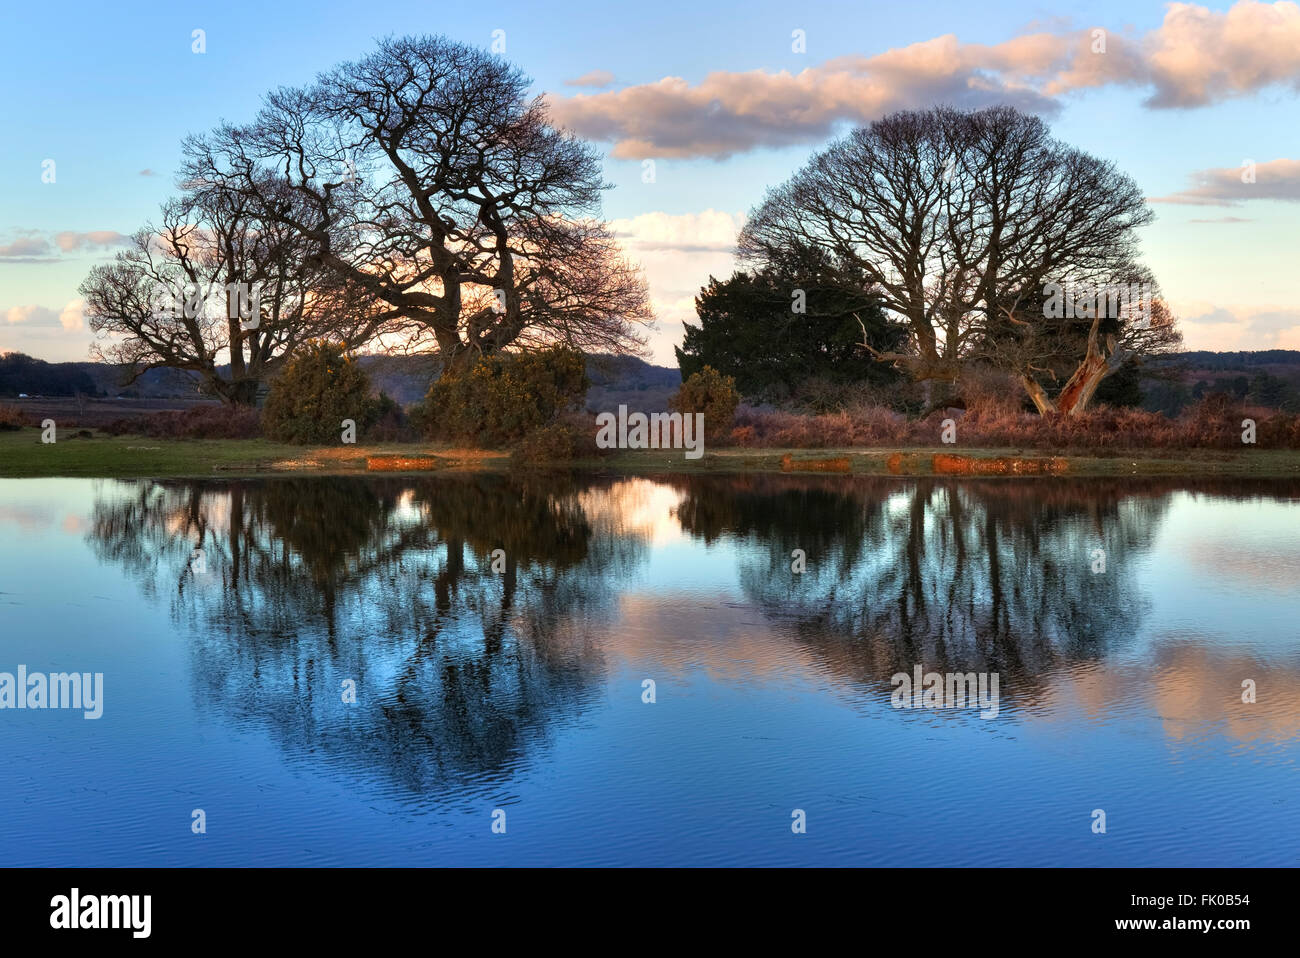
[86, 475, 649, 799]
[668, 475, 1300, 700]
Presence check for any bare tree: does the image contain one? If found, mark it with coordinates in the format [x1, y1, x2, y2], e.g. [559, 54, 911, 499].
[81, 176, 388, 404]
[180, 35, 652, 373]
[740, 106, 1179, 415]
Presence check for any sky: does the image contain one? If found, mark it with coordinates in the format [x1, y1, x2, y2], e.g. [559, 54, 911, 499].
[2, 0, 1299, 365]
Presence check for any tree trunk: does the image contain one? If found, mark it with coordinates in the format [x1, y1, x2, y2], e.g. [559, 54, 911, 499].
[1020, 375, 1057, 415]
[1056, 351, 1110, 415]
[1056, 317, 1127, 417]
[1021, 315, 1128, 417]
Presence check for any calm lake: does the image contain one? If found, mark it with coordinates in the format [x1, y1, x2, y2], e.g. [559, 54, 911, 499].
[1, 473, 1297, 866]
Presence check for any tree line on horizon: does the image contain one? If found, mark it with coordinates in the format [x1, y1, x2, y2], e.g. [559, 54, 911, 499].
[75, 34, 1188, 421]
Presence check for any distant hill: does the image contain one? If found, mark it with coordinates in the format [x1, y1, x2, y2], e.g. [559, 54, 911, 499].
[0, 350, 682, 410]
[361, 353, 681, 408]
[1141, 349, 1300, 414]
[585, 354, 681, 412]
[0, 353, 213, 399]
[357, 352, 681, 408]
[7, 348, 1296, 415]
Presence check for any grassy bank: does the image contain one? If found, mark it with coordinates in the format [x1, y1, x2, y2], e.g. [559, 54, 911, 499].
[1, 429, 1298, 478]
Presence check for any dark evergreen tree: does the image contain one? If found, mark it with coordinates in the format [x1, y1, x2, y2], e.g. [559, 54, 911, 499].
[675, 247, 903, 401]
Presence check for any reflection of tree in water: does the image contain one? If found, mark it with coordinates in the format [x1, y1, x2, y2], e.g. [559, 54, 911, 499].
[672, 476, 1298, 701]
[87, 475, 648, 801]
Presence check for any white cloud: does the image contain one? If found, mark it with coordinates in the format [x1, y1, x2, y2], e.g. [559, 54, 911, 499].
[5, 305, 51, 325]
[609, 210, 745, 364]
[608, 209, 744, 253]
[4, 300, 87, 331]
[58, 299, 86, 331]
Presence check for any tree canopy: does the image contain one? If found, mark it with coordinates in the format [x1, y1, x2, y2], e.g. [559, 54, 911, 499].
[739, 105, 1181, 414]
[180, 35, 652, 373]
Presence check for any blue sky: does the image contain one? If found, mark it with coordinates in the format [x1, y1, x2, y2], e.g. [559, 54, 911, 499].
[3, 0, 1299, 363]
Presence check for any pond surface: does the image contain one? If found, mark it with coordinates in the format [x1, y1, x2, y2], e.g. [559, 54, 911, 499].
[0, 473, 1297, 866]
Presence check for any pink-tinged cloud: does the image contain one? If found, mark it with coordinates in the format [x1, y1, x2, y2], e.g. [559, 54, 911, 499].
[54, 230, 131, 252]
[548, 2, 1300, 159]
[3, 300, 86, 330]
[549, 40, 1060, 159]
[0, 237, 54, 260]
[1171, 301, 1300, 348]
[1142, 0, 1300, 107]
[4, 305, 50, 325]
[1149, 158, 1300, 205]
[0, 230, 130, 261]
[565, 69, 615, 88]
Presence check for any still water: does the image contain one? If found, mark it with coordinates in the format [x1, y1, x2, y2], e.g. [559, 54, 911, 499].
[0, 474, 1296, 866]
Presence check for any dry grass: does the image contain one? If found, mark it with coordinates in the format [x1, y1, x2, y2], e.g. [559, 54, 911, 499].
[728, 395, 1300, 452]
[367, 455, 438, 471]
[780, 453, 851, 473]
[101, 403, 262, 439]
[0, 403, 31, 431]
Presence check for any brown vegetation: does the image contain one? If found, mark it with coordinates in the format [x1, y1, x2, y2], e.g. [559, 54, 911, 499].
[931, 453, 1068, 476]
[100, 403, 262, 439]
[366, 455, 438, 471]
[0, 403, 31, 431]
[780, 453, 851, 473]
[728, 395, 1299, 451]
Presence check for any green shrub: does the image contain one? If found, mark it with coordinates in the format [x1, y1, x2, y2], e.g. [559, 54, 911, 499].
[262, 342, 376, 444]
[670, 365, 739, 440]
[510, 420, 584, 468]
[363, 392, 414, 441]
[418, 345, 589, 445]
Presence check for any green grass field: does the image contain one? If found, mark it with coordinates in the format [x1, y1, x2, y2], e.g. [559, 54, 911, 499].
[1, 428, 1298, 478]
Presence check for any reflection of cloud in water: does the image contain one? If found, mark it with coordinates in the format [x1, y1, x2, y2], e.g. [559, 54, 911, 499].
[578, 478, 688, 545]
[1186, 541, 1300, 595]
[1034, 638, 1300, 748]
[0, 504, 55, 531]
[610, 593, 818, 682]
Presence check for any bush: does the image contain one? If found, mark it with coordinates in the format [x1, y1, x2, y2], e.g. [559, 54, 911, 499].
[101, 403, 261, 439]
[0, 403, 28, 431]
[1180, 392, 1243, 449]
[510, 420, 583, 468]
[362, 392, 415, 442]
[418, 345, 589, 446]
[262, 342, 375, 444]
[670, 366, 739, 440]
[959, 368, 1027, 418]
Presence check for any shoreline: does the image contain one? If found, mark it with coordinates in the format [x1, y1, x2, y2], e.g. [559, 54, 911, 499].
[1, 431, 1297, 479]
